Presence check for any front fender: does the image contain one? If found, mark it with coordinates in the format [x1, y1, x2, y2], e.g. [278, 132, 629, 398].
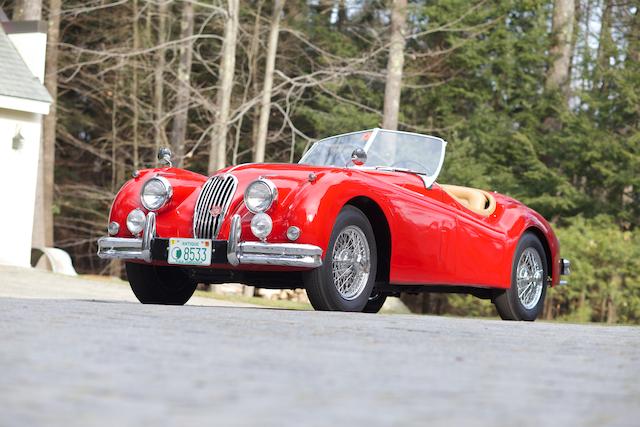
[108, 167, 207, 238]
[282, 169, 395, 255]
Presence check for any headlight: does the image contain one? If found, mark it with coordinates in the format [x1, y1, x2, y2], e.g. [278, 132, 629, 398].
[141, 176, 172, 211]
[126, 209, 146, 235]
[244, 179, 277, 213]
[251, 213, 273, 240]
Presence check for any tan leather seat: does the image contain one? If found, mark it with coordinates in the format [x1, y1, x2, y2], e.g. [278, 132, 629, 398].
[440, 184, 496, 217]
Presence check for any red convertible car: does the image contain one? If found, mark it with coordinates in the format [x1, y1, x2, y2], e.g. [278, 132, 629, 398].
[98, 129, 570, 320]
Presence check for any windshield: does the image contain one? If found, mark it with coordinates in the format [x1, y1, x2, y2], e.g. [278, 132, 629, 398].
[299, 130, 372, 167]
[299, 128, 447, 184]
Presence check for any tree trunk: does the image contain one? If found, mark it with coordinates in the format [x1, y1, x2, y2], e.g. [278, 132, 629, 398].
[382, 0, 407, 131]
[154, 0, 169, 154]
[109, 67, 123, 278]
[545, 0, 575, 94]
[40, 0, 60, 247]
[208, 0, 239, 174]
[253, 0, 285, 163]
[233, 0, 263, 165]
[382, 0, 407, 130]
[595, 0, 614, 90]
[132, 0, 140, 169]
[22, 0, 44, 249]
[170, 0, 195, 167]
[628, 7, 640, 64]
[12, 0, 41, 20]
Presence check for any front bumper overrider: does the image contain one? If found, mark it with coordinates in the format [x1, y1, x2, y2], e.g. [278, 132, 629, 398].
[97, 212, 322, 268]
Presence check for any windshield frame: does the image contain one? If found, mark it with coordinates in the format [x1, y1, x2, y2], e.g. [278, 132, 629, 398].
[299, 128, 447, 187]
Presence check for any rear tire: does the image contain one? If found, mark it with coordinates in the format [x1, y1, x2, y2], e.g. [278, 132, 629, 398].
[304, 205, 377, 312]
[493, 233, 548, 321]
[126, 262, 197, 305]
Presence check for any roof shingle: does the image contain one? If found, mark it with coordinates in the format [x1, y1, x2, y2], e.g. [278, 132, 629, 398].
[0, 26, 52, 104]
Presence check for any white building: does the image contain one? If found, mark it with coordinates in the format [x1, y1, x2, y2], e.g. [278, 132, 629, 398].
[0, 19, 52, 267]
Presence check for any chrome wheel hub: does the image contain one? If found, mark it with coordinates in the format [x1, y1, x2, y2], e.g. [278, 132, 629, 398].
[516, 247, 544, 309]
[332, 225, 370, 300]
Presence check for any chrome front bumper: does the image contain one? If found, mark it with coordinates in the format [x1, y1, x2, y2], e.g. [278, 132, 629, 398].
[227, 215, 322, 268]
[97, 212, 323, 268]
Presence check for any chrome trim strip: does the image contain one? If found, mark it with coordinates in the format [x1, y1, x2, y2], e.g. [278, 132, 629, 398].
[227, 214, 322, 268]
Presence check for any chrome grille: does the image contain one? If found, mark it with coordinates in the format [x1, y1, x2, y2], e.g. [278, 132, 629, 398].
[193, 174, 238, 239]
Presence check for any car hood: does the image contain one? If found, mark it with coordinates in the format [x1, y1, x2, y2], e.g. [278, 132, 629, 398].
[218, 162, 427, 212]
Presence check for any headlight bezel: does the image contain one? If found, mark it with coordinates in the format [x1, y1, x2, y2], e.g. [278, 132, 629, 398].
[244, 178, 278, 214]
[140, 176, 173, 211]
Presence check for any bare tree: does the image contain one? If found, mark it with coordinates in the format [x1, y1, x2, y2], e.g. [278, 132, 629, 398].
[15, 0, 45, 248]
[208, 0, 239, 174]
[40, 0, 60, 247]
[131, 0, 140, 168]
[382, 0, 407, 130]
[546, 0, 576, 94]
[170, 0, 195, 167]
[12, 0, 42, 20]
[254, 0, 285, 163]
[154, 0, 170, 154]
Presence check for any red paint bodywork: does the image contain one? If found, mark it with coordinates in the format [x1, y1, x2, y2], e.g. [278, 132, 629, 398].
[108, 163, 561, 288]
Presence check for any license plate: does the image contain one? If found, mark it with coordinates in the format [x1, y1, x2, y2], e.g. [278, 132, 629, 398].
[167, 238, 212, 266]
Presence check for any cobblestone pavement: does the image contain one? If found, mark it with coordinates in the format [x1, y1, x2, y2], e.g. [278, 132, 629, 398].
[1, 266, 639, 427]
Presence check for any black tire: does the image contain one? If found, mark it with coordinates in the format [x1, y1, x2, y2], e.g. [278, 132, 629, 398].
[304, 205, 377, 312]
[493, 233, 548, 321]
[125, 262, 197, 305]
[362, 292, 387, 313]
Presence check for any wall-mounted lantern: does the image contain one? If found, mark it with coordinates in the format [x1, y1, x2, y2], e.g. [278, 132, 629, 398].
[12, 129, 24, 151]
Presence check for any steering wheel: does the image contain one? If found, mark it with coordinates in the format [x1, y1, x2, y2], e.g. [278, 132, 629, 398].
[391, 159, 430, 174]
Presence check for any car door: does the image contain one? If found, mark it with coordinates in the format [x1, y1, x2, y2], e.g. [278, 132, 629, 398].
[388, 185, 458, 285]
[452, 208, 506, 286]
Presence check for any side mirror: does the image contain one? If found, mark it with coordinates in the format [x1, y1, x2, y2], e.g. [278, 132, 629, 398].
[350, 148, 367, 166]
[158, 147, 172, 167]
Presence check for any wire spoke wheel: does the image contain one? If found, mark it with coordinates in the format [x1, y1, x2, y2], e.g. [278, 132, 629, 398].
[331, 225, 371, 300]
[516, 248, 544, 309]
[304, 205, 377, 312]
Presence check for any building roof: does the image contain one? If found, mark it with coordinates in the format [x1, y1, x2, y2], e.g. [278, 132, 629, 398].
[0, 25, 51, 105]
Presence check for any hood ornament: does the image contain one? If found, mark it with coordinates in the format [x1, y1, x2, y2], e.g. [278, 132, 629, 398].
[158, 147, 173, 167]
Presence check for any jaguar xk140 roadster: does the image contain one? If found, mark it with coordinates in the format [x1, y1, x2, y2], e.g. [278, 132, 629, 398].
[98, 129, 570, 320]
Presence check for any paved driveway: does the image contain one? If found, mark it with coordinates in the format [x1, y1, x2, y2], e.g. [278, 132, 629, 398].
[1, 266, 638, 426]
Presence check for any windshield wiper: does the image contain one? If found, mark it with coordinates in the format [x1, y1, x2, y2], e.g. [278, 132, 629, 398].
[371, 166, 424, 175]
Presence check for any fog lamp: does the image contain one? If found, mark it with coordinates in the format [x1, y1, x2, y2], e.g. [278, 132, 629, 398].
[126, 209, 146, 235]
[251, 213, 273, 240]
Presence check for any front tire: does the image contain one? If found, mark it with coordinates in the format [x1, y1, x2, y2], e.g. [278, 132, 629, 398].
[304, 205, 377, 312]
[362, 292, 387, 313]
[126, 262, 197, 305]
[493, 233, 548, 321]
